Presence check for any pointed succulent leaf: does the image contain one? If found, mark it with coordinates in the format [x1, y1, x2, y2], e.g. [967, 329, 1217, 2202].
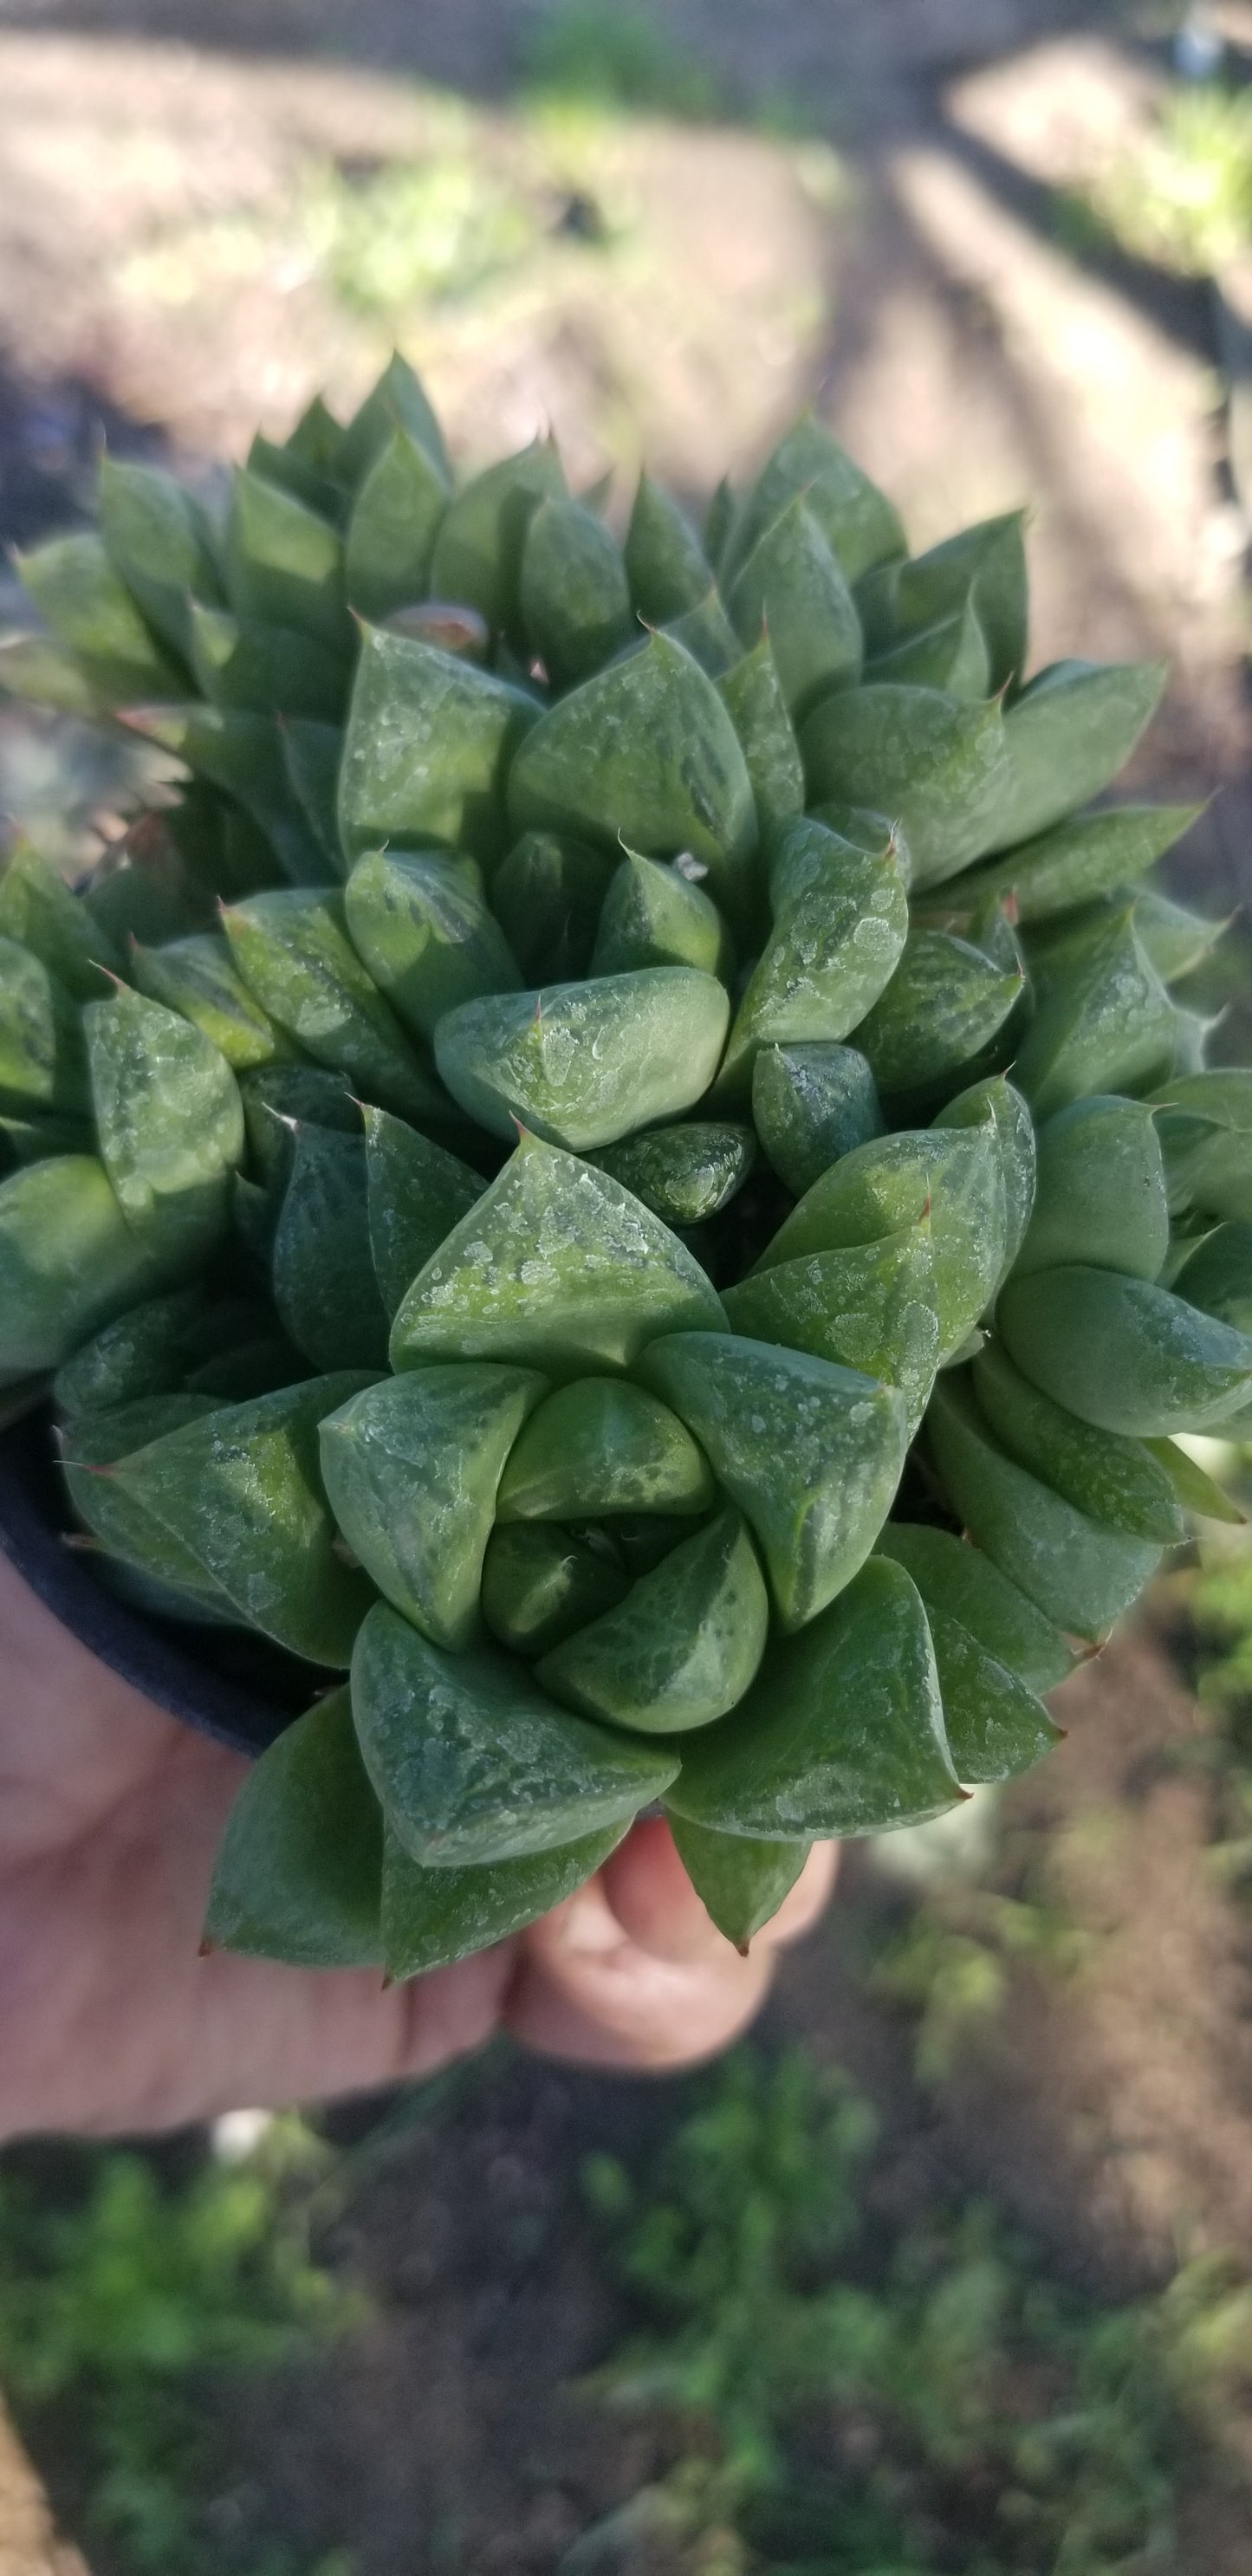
[637, 1331, 909, 1631]
[85, 985, 243, 1247]
[751, 1041, 883, 1197]
[722, 1217, 940, 1430]
[866, 600, 991, 698]
[481, 1522, 631, 1657]
[99, 456, 223, 658]
[352, 1603, 676, 1867]
[991, 659, 1168, 849]
[801, 685, 1009, 890]
[588, 1121, 756, 1224]
[248, 432, 347, 527]
[1123, 888, 1223, 986]
[344, 846, 520, 1041]
[52, 1285, 206, 1419]
[239, 1061, 359, 1180]
[429, 437, 568, 639]
[340, 352, 451, 488]
[362, 1105, 483, 1320]
[666, 1556, 959, 1840]
[0, 1154, 185, 1378]
[873, 1522, 1077, 1695]
[130, 932, 295, 1071]
[382, 1821, 626, 1981]
[1012, 915, 1177, 1119]
[972, 1339, 1184, 1542]
[273, 1125, 389, 1370]
[106, 1373, 379, 1664]
[927, 1373, 1162, 1638]
[717, 637, 805, 839]
[1151, 1072, 1252, 1222]
[224, 466, 350, 651]
[997, 1264, 1252, 1437]
[661, 588, 740, 678]
[320, 1364, 546, 1649]
[187, 601, 347, 723]
[1171, 1222, 1252, 1333]
[205, 1689, 383, 1968]
[345, 422, 448, 622]
[591, 851, 731, 980]
[667, 1816, 810, 1949]
[924, 1609, 1061, 1786]
[538, 1509, 769, 1735]
[725, 417, 905, 587]
[339, 626, 537, 867]
[61, 1393, 237, 1616]
[496, 1375, 714, 1522]
[120, 704, 330, 888]
[434, 967, 730, 1152]
[507, 632, 758, 921]
[0, 841, 121, 998]
[728, 496, 863, 714]
[625, 473, 711, 621]
[16, 531, 185, 698]
[704, 475, 736, 568]
[755, 1122, 1006, 1362]
[717, 819, 909, 1100]
[0, 1106, 92, 1166]
[0, 936, 88, 1115]
[391, 1132, 725, 1375]
[282, 720, 347, 879]
[491, 831, 614, 983]
[520, 495, 635, 690]
[222, 888, 448, 1126]
[954, 803, 1205, 924]
[1145, 1434, 1247, 1524]
[1013, 1095, 1168, 1282]
[852, 925, 1023, 1098]
[862, 512, 1028, 691]
[933, 1075, 1036, 1282]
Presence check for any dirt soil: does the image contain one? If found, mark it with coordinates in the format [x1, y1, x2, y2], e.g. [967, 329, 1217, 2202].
[4, 3, 1252, 2570]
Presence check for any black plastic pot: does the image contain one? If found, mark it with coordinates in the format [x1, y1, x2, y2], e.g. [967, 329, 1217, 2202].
[0, 1407, 317, 1756]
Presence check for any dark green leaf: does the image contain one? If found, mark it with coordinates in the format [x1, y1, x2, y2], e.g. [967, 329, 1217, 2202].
[496, 1375, 714, 1521]
[338, 626, 537, 867]
[205, 1690, 383, 1968]
[667, 1815, 810, 1948]
[588, 1121, 756, 1224]
[382, 1821, 625, 1981]
[590, 852, 731, 980]
[344, 846, 520, 1041]
[717, 637, 805, 840]
[751, 1041, 883, 1197]
[997, 1264, 1252, 1437]
[363, 1104, 483, 1319]
[873, 1522, 1077, 1695]
[272, 1125, 389, 1370]
[223, 888, 448, 1126]
[520, 496, 634, 690]
[1013, 1094, 1168, 1282]
[539, 1509, 769, 1735]
[345, 423, 449, 621]
[434, 968, 730, 1151]
[971, 1339, 1184, 1542]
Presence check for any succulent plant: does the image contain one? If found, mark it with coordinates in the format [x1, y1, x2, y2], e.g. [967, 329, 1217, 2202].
[0, 355, 1249, 1974]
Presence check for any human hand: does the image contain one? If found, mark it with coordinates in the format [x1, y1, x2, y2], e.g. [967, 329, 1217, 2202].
[0, 1552, 836, 2139]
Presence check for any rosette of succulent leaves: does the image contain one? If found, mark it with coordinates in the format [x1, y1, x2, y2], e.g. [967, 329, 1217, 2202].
[0, 355, 1249, 1973]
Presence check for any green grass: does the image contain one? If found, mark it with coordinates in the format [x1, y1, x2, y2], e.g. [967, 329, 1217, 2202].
[520, 3, 728, 122]
[581, 2045, 1252, 2575]
[0, 2116, 359, 2576]
[1057, 80, 1252, 277]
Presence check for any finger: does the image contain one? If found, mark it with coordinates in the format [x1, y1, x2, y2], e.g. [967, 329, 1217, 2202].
[600, 1818, 839, 1963]
[504, 1868, 775, 2072]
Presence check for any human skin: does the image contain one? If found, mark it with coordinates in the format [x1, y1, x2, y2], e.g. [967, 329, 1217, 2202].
[0, 1551, 836, 2140]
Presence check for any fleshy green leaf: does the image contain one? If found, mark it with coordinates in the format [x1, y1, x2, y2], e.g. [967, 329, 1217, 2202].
[625, 474, 712, 622]
[866, 600, 991, 698]
[187, 601, 347, 722]
[925, 1609, 1061, 1786]
[955, 803, 1205, 923]
[751, 1041, 883, 1197]
[340, 352, 451, 488]
[727, 496, 862, 714]
[222, 888, 448, 1126]
[224, 466, 350, 652]
[724, 417, 905, 587]
[668, 1815, 810, 1949]
[345, 423, 449, 622]
[801, 685, 1009, 891]
[507, 632, 758, 923]
[539, 1509, 769, 1735]
[0, 1154, 178, 1379]
[860, 511, 1027, 692]
[1013, 1095, 1168, 1282]
[852, 925, 1022, 1098]
[873, 1522, 1077, 1695]
[344, 846, 520, 1041]
[205, 1690, 383, 1968]
[716, 818, 908, 1101]
[666, 1556, 960, 1839]
[754, 1121, 1005, 1363]
[85, 985, 243, 1248]
[1152, 1073, 1252, 1223]
[971, 1339, 1184, 1542]
[932, 1074, 1036, 1285]
[496, 1375, 714, 1521]
[0, 936, 88, 1116]
[0, 842, 121, 998]
[520, 495, 634, 690]
[926, 1373, 1163, 1639]
[362, 1105, 483, 1320]
[99, 456, 223, 659]
[106, 1374, 379, 1664]
[390, 1133, 726, 1375]
[717, 637, 805, 840]
[339, 626, 537, 867]
[481, 1522, 631, 1657]
[997, 1265, 1252, 1437]
[721, 1216, 939, 1430]
[382, 1821, 625, 1980]
[351, 1602, 677, 1866]
[16, 531, 186, 698]
[435, 968, 730, 1152]
[429, 437, 568, 638]
[991, 659, 1167, 850]
[588, 1121, 756, 1224]
[590, 852, 730, 980]
[491, 832, 614, 983]
[130, 932, 295, 1071]
[273, 1125, 390, 1370]
[1011, 915, 1177, 1120]
[320, 1364, 546, 1649]
[638, 1331, 908, 1631]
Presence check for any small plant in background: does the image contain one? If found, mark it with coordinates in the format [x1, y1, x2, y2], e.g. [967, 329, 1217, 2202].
[1059, 78, 1252, 278]
[520, 3, 728, 123]
[0, 2119, 360, 2576]
[581, 2044, 1252, 2575]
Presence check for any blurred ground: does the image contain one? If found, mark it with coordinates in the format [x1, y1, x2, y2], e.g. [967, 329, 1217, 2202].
[4, 4, 1252, 2572]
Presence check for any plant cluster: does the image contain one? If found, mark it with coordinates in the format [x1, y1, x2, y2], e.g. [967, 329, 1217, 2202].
[0, 354, 1250, 1975]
